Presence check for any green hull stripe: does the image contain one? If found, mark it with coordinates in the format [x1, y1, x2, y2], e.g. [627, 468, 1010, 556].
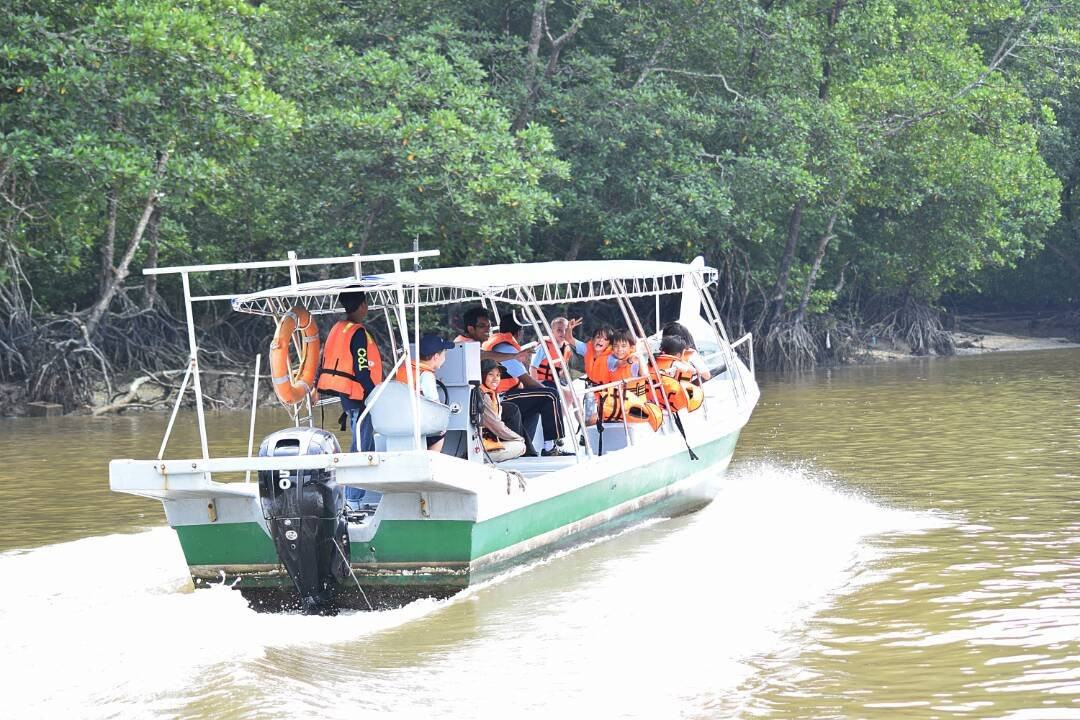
[470, 431, 737, 558]
[176, 521, 278, 566]
[351, 520, 474, 563]
[175, 431, 739, 570]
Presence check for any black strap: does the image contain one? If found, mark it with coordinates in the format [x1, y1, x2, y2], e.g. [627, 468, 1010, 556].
[672, 411, 699, 461]
[596, 414, 604, 455]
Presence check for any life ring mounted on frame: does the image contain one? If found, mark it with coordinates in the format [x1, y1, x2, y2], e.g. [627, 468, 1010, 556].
[269, 306, 320, 406]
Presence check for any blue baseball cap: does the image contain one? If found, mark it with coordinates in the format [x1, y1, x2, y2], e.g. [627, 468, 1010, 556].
[419, 334, 455, 358]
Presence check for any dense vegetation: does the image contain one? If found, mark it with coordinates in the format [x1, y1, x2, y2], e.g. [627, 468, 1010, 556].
[2, 0, 1079, 408]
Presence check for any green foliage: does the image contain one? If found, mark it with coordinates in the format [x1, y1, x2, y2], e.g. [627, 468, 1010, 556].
[2, 0, 1078, 329]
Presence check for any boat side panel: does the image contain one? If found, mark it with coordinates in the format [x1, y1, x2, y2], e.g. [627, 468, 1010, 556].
[349, 520, 473, 564]
[175, 521, 279, 566]
[470, 430, 739, 559]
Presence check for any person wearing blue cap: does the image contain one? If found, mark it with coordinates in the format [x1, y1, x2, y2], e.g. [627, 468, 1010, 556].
[394, 333, 454, 452]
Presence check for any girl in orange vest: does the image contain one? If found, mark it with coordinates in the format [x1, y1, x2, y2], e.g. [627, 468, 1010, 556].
[568, 322, 614, 426]
[478, 360, 527, 462]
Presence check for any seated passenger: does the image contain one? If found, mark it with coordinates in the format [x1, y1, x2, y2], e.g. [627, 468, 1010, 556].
[608, 329, 646, 382]
[662, 321, 711, 380]
[561, 321, 614, 426]
[531, 316, 582, 385]
[582, 324, 614, 387]
[595, 330, 664, 430]
[456, 306, 533, 365]
[478, 360, 527, 463]
[652, 335, 704, 412]
[483, 313, 573, 457]
[393, 333, 453, 453]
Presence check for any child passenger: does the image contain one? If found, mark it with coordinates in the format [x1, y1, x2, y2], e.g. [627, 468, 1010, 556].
[393, 333, 454, 452]
[661, 321, 711, 380]
[607, 329, 645, 381]
[478, 360, 527, 462]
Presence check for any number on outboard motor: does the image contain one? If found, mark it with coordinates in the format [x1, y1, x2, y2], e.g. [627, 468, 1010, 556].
[257, 427, 349, 615]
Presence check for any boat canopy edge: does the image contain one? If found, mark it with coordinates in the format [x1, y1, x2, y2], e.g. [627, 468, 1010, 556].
[229, 259, 717, 316]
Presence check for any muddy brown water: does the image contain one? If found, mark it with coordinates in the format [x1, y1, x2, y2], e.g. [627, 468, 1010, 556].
[0, 348, 1077, 718]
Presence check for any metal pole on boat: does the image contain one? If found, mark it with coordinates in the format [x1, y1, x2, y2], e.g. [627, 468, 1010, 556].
[392, 259, 421, 451]
[181, 272, 210, 460]
[413, 267, 422, 449]
[692, 272, 745, 404]
[613, 278, 677, 433]
[245, 352, 261, 482]
[157, 360, 193, 460]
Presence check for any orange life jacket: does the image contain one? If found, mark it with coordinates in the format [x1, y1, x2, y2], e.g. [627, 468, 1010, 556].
[453, 334, 472, 343]
[596, 384, 663, 431]
[651, 353, 703, 412]
[535, 338, 572, 383]
[597, 356, 663, 431]
[481, 332, 523, 393]
[393, 359, 435, 395]
[609, 357, 638, 383]
[478, 384, 504, 451]
[583, 343, 612, 385]
[316, 321, 382, 401]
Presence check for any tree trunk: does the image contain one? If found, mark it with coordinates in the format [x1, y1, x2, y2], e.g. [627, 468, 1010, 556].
[100, 186, 118, 296]
[793, 209, 839, 324]
[86, 151, 169, 335]
[764, 1, 844, 331]
[511, 0, 596, 133]
[142, 206, 162, 309]
[765, 198, 805, 328]
[1043, 239, 1080, 277]
[564, 236, 582, 261]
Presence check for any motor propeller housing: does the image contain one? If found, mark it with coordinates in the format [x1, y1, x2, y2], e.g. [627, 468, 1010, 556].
[257, 427, 349, 615]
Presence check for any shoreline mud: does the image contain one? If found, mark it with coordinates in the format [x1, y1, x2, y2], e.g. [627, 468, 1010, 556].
[2, 315, 1077, 419]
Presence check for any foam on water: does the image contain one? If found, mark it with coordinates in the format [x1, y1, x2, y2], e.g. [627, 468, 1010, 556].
[0, 461, 948, 719]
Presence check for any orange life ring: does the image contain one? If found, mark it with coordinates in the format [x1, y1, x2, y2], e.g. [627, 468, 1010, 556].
[270, 306, 320, 405]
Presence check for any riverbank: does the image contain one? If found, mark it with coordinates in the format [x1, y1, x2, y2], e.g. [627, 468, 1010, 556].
[2, 314, 1077, 417]
[860, 310, 1080, 363]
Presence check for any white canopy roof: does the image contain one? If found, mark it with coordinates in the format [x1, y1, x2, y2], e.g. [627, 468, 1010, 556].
[230, 258, 716, 316]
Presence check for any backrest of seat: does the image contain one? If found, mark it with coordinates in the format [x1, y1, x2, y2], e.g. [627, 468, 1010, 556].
[368, 381, 451, 450]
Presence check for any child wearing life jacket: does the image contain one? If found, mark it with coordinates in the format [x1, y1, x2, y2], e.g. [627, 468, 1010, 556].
[478, 360, 527, 462]
[607, 329, 645, 381]
[597, 329, 663, 430]
[393, 333, 453, 452]
[571, 323, 614, 426]
[661, 321, 712, 380]
[651, 335, 704, 413]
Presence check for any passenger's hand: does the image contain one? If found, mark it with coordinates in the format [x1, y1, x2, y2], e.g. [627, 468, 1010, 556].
[515, 350, 531, 363]
[567, 317, 583, 331]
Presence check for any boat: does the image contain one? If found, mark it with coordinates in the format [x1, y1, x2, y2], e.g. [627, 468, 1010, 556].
[109, 249, 760, 613]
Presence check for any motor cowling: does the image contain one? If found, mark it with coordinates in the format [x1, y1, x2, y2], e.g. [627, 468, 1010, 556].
[257, 427, 349, 615]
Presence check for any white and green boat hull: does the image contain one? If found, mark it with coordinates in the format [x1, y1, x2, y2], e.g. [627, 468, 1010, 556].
[113, 415, 746, 610]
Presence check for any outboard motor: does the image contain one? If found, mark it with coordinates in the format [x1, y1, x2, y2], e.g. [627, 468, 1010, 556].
[257, 427, 349, 615]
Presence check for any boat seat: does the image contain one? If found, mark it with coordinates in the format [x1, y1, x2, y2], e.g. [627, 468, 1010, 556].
[368, 381, 452, 451]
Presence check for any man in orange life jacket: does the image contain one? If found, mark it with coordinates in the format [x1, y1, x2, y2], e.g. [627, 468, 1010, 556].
[316, 290, 383, 457]
[481, 313, 572, 457]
